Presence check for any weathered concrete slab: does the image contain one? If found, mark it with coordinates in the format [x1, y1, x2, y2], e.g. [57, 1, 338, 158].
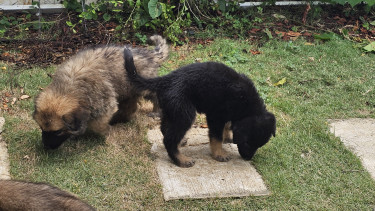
[148, 127, 270, 201]
[0, 117, 10, 180]
[329, 118, 375, 180]
[0, 117, 4, 134]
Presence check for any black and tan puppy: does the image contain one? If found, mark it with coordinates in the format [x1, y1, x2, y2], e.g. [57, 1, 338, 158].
[0, 180, 95, 210]
[33, 35, 169, 149]
[124, 48, 276, 167]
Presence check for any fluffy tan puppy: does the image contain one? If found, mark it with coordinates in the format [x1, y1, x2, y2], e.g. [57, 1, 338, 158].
[33, 35, 168, 149]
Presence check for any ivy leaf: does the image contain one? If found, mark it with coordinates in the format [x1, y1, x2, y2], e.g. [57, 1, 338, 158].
[314, 33, 337, 41]
[218, 0, 226, 13]
[330, 0, 362, 6]
[148, 0, 162, 19]
[363, 42, 375, 52]
[264, 28, 273, 39]
[66, 21, 74, 27]
[103, 13, 111, 22]
[273, 78, 287, 87]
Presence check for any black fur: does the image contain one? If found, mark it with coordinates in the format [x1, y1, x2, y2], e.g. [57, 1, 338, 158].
[124, 48, 276, 167]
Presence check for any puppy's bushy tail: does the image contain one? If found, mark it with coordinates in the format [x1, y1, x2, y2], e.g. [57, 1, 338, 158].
[124, 48, 159, 92]
[150, 35, 169, 64]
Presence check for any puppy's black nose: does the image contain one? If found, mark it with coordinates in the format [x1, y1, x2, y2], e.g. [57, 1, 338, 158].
[42, 131, 69, 150]
[43, 143, 60, 150]
[237, 144, 258, 160]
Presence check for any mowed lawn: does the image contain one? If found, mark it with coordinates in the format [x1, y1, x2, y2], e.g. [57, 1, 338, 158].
[1, 38, 375, 210]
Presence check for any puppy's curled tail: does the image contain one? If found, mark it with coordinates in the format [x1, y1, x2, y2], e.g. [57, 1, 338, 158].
[124, 48, 158, 92]
[150, 35, 169, 63]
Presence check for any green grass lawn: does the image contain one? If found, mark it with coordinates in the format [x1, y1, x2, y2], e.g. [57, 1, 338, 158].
[1, 38, 375, 210]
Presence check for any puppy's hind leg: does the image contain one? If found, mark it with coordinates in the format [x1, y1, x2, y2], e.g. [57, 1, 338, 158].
[161, 108, 196, 168]
[223, 122, 233, 143]
[110, 95, 139, 125]
[207, 117, 231, 162]
[89, 111, 115, 136]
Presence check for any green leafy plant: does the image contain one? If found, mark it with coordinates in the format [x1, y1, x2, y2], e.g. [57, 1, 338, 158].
[264, 28, 273, 39]
[363, 42, 375, 52]
[0, 16, 12, 37]
[62, 0, 194, 44]
[0, 13, 36, 38]
[328, 0, 375, 7]
[135, 32, 148, 44]
[314, 32, 341, 41]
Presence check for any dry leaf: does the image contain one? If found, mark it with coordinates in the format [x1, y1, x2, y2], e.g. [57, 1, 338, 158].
[250, 50, 261, 55]
[20, 95, 30, 100]
[303, 32, 312, 37]
[266, 77, 273, 86]
[273, 78, 287, 87]
[287, 31, 301, 37]
[275, 31, 286, 36]
[249, 28, 261, 34]
[1, 52, 10, 57]
[11, 98, 17, 105]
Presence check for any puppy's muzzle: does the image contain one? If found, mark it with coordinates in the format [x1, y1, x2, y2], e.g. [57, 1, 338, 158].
[42, 131, 71, 150]
[237, 143, 258, 160]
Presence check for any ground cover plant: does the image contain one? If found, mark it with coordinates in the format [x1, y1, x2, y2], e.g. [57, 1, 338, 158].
[1, 3, 375, 66]
[1, 36, 375, 210]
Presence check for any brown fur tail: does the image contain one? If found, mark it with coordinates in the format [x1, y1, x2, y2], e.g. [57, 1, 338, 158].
[150, 35, 169, 64]
[0, 180, 96, 211]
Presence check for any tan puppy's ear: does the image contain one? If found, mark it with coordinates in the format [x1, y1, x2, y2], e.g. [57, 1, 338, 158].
[62, 108, 90, 135]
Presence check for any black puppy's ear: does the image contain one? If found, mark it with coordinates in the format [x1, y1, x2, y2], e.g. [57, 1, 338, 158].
[265, 112, 276, 137]
[62, 108, 90, 135]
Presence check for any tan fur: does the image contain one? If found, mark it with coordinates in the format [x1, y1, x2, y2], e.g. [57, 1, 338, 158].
[33, 35, 169, 148]
[223, 122, 232, 143]
[175, 152, 195, 168]
[210, 137, 231, 162]
[0, 180, 95, 211]
[34, 91, 80, 131]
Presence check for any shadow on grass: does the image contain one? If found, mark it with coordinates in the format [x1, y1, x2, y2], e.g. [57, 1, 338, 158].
[33, 131, 106, 164]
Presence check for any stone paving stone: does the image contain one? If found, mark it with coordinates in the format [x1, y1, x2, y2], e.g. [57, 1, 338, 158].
[148, 127, 270, 201]
[329, 118, 375, 181]
[0, 117, 10, 180]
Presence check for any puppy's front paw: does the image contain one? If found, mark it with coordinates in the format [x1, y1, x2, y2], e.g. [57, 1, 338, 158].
[176, 154, 195, 167]
[179, 159, 196, 168]
[213, 153, 231, 162]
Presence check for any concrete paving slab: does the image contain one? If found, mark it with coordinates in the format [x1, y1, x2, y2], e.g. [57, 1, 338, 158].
[148, 128, 270, 201]
[0, 117, 10, 180]
[329, 118, 375, 180]
[0, 117, 4, 134]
